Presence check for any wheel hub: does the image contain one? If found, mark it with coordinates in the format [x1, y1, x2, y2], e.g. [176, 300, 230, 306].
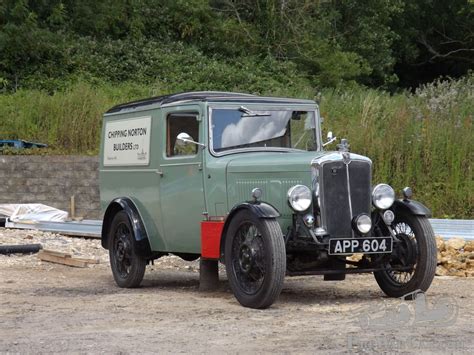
[392, 233, 417, 267]
[239, 244, 254, 273]
[116, 238, 130, 262]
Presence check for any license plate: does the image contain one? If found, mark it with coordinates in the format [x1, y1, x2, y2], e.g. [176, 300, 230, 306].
[329, 237, 392, 255]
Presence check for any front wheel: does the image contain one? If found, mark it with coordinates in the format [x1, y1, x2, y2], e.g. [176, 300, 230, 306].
[374, 211, 436, 298]
[224, 210, 286, 309]
[108, 211, 147, 288]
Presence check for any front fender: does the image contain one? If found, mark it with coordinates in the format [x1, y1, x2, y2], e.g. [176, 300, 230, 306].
[219, 201, 280, 260]
[229, 201, 281, 219]
[101, 197, 153, 258]
[391, 199, 432, 218]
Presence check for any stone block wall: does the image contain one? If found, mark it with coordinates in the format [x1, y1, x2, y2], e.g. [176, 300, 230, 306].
[0, 155, 101, 219]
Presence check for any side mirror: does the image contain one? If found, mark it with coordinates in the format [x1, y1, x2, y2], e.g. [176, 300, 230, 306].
[176, 132, 192, 146]
[323, 131, 337, 147]
[176, 132, 205, 148]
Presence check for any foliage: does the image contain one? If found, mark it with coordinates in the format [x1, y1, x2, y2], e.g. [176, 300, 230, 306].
[1, 75, 472, 217]
[0, 0, 472, 91]
[319, 74, 473, 218]
[392, 0, 474, 88]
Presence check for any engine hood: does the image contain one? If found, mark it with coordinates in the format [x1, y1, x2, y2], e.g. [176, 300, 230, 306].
[225, 150, 370, 173]
[224, 150, 372, 220]
[226, 151, 324, 173]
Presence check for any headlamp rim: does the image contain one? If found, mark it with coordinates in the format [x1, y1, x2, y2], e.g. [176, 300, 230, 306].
[353, 213, 372, 234]
[287, 184, 312, 212]
[372, 183, 395, 210]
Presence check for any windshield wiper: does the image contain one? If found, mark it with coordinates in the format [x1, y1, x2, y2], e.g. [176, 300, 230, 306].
[238, 106, 271, 117]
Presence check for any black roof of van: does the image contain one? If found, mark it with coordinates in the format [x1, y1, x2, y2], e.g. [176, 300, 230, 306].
[105, 91, 315, 114]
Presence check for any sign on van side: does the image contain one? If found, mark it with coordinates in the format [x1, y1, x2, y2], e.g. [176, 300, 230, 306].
[103, 116, 151, 166]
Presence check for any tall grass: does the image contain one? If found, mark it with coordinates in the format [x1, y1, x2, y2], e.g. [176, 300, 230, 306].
[0, 82, 157, 153]
[320, 76, 473, 218]
[0, 76, 472, 218]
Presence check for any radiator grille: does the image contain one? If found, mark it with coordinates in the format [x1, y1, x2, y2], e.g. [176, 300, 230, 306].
[319, 159, 371, 237]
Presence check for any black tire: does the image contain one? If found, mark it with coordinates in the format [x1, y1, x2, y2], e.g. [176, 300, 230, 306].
[108, 210, 147, 288]
[374, 211, 436, 298]
[224, 210, 286, 309]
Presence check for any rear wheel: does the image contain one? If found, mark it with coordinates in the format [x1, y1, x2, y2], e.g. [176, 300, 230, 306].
[108, 211, 147, 288]
[224, 210, 286, 309]
[374, 211, 436, 298]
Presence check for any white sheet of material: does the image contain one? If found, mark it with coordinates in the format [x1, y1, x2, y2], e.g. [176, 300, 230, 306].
[0, 204, 21, 217]
[0, 204, 68, 222]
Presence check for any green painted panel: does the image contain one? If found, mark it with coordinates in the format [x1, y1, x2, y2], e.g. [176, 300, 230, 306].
[99, 107, 166, 251]
[100, 169, 165, 250]
[157, 105, 206, 253]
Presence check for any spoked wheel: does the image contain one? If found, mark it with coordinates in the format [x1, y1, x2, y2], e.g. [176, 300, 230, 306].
[232, 222, 266, 294]
[225, 210, 286, 309]
[374, 210, 436, 298]
[108, 211, 146, 288]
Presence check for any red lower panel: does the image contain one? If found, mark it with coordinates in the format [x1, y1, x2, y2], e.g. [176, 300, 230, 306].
[201, 221, 224, 259]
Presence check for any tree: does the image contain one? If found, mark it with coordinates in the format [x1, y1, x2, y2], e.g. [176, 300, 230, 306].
[211, 0, 369, 86]
[327, 0, 403, 87]
[0, 0, 66, 90]
[392, 0, 474, 88]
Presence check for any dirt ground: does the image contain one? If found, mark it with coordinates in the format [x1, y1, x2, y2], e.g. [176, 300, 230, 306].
[0, 232, 473, 354]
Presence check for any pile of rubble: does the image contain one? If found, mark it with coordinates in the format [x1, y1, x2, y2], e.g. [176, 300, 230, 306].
[435, 237, 474, 277]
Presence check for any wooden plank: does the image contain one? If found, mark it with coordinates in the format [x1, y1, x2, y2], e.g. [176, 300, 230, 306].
[41, 249, 72, 258]
[38, 249, 100, 266]
[74, 256, 100, 264]
[37, 250, 88, 268]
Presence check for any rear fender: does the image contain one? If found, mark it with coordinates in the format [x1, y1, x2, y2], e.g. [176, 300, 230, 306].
[101, 197, 153, 258]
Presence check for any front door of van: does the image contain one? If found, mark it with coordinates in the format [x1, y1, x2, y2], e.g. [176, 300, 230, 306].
[158, 109, 206, 254]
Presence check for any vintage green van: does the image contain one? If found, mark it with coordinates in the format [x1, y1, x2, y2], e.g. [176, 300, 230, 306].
[100, 91, 436, 309]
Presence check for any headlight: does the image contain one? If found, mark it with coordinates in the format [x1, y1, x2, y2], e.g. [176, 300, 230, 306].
[383, 210, 395, 225]
[354, 214, 372, 234]
[372, 183, 395, 209]
[287, 185, 312, 212]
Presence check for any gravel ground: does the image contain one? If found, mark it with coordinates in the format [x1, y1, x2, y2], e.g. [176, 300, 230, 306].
[1, 228, 473, 354]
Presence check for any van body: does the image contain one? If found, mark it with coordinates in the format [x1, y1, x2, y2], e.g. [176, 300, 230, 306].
[99, 91, 436, 309]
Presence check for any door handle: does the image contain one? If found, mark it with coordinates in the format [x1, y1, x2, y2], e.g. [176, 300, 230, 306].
[156, 170, 164, 177]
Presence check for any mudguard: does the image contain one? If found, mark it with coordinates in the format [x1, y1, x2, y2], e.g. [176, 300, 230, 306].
[101, 197, 153, 258]
[391, 199, 432, 218]
[228, 201, 281, 219]
[219, 201, 280, 259]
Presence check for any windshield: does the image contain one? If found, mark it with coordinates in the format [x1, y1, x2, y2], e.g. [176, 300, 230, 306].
[210, 108, 318, 154]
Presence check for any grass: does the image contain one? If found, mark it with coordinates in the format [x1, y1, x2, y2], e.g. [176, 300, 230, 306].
[0, 76, 472, 218]
[0, 82, 156, 154]
[319, 76, 473, 218]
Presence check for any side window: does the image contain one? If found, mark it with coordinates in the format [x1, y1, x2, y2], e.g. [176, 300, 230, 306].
[166, 113, 199, 157]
